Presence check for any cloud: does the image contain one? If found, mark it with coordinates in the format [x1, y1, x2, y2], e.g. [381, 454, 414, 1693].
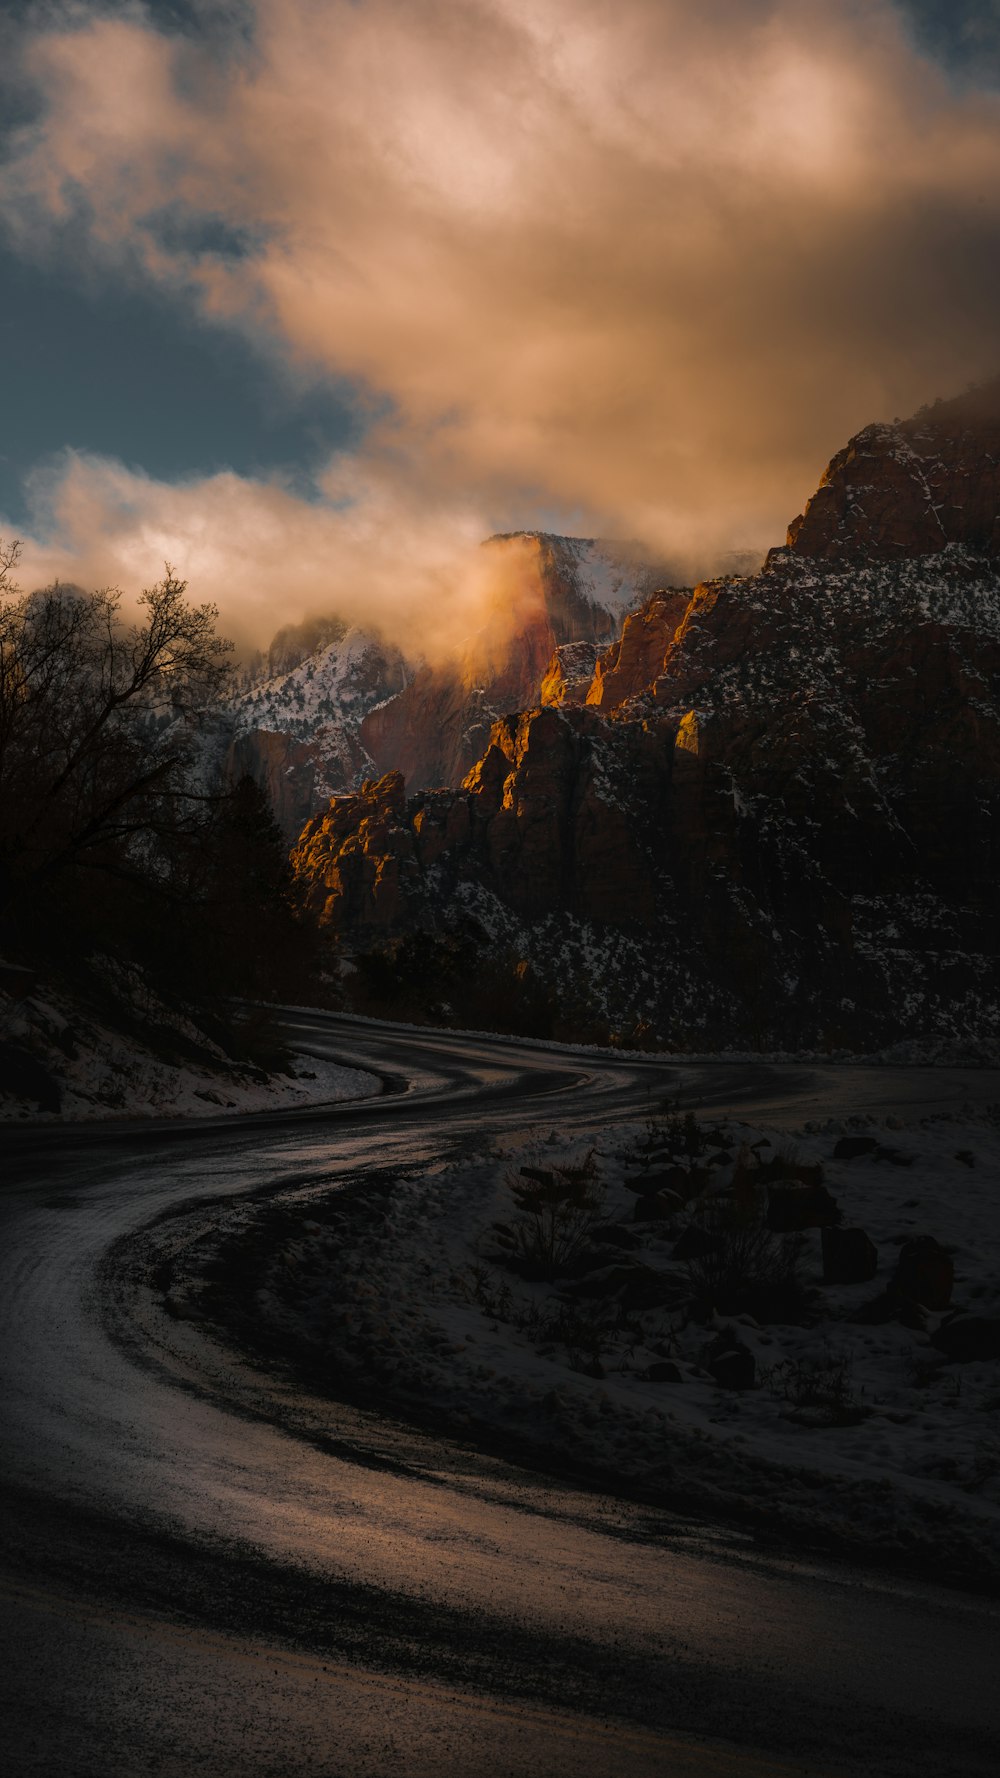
[3, 0, 1000, 642]
[10, 448, 562, 662]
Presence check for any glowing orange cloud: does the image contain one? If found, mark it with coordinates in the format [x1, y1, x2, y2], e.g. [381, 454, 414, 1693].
[3, 0, 1000, 643]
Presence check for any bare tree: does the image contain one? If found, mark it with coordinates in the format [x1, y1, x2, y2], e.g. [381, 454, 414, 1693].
[0, 543, 232, 906]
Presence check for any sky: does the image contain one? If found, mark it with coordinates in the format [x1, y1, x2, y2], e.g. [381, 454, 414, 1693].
[1, 0, 999, 652]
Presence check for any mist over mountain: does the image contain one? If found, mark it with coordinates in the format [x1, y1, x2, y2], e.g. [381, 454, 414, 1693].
[219, 534, 674, 836]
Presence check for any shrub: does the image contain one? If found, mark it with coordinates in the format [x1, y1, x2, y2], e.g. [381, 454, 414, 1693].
[490, 1151, 608, 1281]
[683, 1197, 807, 1323]
[463, 1262, 620, 1373]
[764, 1353, 868, 1427]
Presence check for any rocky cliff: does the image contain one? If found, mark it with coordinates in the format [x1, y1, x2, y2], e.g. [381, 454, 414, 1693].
[225, 533, 667, 833]
[785, 378, 1000, 562]
[224, 629, 409, 837]
[292, 386, 1000, 1054]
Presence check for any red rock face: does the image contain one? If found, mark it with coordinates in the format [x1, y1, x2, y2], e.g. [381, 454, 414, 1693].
[786, 379, 1000, 562]
[225, 729, 367, 841]
[539, 642, 602, 707]
[359, 609, 566, 791]
[291, 772, 417, 931]
[586, 589, 692, 710]
[292, 386, 1000, 1052]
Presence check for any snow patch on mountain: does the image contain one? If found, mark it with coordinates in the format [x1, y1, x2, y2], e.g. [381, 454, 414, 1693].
[230, 627, 411, 747]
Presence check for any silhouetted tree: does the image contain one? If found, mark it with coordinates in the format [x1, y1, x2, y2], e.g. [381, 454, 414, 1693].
[0, 542, 231, 915]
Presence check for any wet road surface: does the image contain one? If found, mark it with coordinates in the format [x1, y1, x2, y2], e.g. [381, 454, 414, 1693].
[2, 1014, 999, 1776]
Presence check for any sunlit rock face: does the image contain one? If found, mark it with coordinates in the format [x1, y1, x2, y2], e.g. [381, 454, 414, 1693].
[293, 390, 1000, 1054]
[538, 642, 602, 707]
[585, 588, 692, 709]
[291, 771, 418, 931]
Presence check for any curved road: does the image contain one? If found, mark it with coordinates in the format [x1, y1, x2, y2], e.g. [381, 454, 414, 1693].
[2, 1013, 999, 1777]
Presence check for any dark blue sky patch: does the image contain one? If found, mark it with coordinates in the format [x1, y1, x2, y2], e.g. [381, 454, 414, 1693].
[0, 245, 364, 528]
[898, 0, 1000, 87]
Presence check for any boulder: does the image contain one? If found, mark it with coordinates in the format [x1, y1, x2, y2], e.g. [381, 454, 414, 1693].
[821, 1226, 878, 1285]
[893, 1236, 953, 1310]
[708, 1333, 756, 1390]
[833, 1136, 879, 1160]
[645, 1360, 683, 1383]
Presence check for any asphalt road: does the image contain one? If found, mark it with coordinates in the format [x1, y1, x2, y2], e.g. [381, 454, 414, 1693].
[2, 1013, 999, 1777]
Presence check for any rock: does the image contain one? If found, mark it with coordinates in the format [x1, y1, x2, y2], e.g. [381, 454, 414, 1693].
[821, 1226, 878, 1285]
[893, 1236, 954, 1310]
[932, 1317, 1000, 1362]
[708, 1334, 756, 1390]
[586, 587, 692, 710]
[540, 642, 603, 707]
[560, 1263, 641, 1299]
[519, 1165, 557, 1187]
[833, 1136, 879, 1160]
[645, 1360, 683, 1382]
[766, 1182, 841, 1232]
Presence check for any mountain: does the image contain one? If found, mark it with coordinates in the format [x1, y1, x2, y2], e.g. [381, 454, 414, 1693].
[224, 533, 669, 834]
[785, 379, 1000, 562]
[225, 629, 409, 837]
[290, 385, 1000, 1055]
[357, 533, 673, 791]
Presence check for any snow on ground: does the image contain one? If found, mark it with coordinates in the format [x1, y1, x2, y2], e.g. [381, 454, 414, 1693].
[246, 1106, 1000, 1583]
[0, 977, 379, 1121]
